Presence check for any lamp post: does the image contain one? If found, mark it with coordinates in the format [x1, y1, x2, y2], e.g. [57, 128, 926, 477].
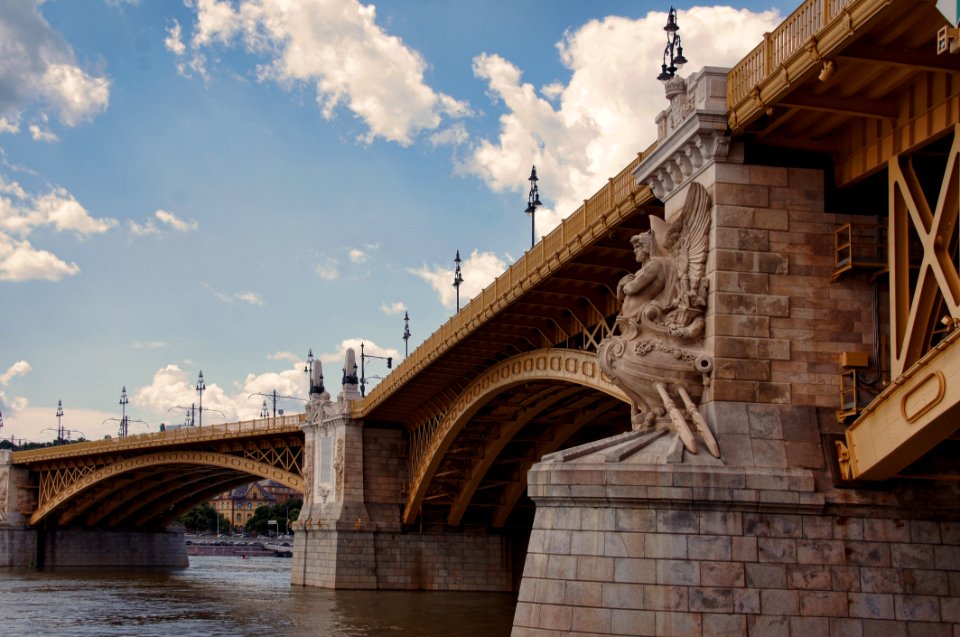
[453, 251, 464, 311]
[403, 311, 411, 357]
[248, 390, 306, 419]
[656, 6, 688, 82]
[525, 166, 542, 248]
[359, 342, 393, 397]
[260, 400, 269, 418]
[196, 370, 206, 428]
[119, 385, 129, 437]
[56, 400, 65, 443]
[304, 348, 324, 395]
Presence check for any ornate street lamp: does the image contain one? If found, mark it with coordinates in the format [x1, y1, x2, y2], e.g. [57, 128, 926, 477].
[657, 6, 688, 82]
[403, 311, 411, 357]
[56, 400, 65, 443]
[119, 385, 129, 437]
[196, 370, 206, 428]
[525, 166, 542, 248]
[304, 348, 324, 395]
[453, 251, 464, 312]
[260, 400, 270, 418]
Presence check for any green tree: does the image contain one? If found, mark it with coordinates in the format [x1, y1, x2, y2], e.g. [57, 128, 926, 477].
[244, 498, 301, 535]
[177, 501, 229, 533]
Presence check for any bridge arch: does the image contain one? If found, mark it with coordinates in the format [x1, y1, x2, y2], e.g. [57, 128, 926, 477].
[403, 349, 628, 525]
[31, 450, 303, 528]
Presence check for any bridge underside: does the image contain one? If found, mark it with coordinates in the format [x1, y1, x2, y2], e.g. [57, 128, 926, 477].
[40, 461, 277, 530]
[13, 421, 304, 531]
[413, 381, 630, 529]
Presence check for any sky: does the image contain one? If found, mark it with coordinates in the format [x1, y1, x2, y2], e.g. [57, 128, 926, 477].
[0, 0, 797, 443]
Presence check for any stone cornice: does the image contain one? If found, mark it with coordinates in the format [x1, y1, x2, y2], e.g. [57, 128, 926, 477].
[634, 67, 733, 202]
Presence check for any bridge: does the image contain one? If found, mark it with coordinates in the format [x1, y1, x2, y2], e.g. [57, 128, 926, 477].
[4, 0, 960, 633]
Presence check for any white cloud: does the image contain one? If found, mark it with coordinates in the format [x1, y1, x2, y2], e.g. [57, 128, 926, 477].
[0, 114, 20, 134]
[0, 233, 80, 281]
[164, 20, 187, 57]
[0, 182, 116, 241]
[28, 123, 59, 142]
[204, 283, 264, 306]
[155, 209, 199, 232]
[381, 301, 406, 315]
[235, 291, 264, 306]
[0, 2, 110, 130]
[348, 248, 367, 263]
[460, 6, 781, 237]
[133, 362, 309, 424]
[315, 259, 339, 281]
[176, 0, 470, 145]
[0, 360, 31, 385]
[429, 123, 469, 148]
[129, 209, 198, 236]
[412, 249, 507, 309]
[267, 351, 300, 363]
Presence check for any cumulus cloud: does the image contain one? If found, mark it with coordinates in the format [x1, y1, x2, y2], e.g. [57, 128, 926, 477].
[0, 360, 31, 424]
[0, 175, 116, 281]
[28, 124, 58, 142]
[0, 360, 31, 386]
[0, 1, 110, 131]
[381, 301, 406, 315]
[460, 6, 781, 236]
[128, 208, 199, 236]
[134, 362, 310, 423]
[173, 0, 470, 145]
[412, 249, 508, 309]
[348, 248, 368, 264]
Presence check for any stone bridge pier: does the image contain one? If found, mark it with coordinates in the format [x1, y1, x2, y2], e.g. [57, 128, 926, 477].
[1, 449, 186, 569]
[0, 450, 37, 566]
[292, 384, 519, 591]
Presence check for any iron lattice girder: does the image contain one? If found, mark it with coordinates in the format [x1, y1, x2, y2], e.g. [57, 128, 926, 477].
[19, 425, 304, 528]
[402, 348, 628, 526]
[842, 125, 960, 481]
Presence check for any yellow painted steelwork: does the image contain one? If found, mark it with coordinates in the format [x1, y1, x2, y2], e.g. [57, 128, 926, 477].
[402, 349, 627, 525]
[13, 415, 304, 528]
[842, 124, 960, 480]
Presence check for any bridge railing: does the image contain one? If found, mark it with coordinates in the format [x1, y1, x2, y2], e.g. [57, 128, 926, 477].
[727, 0, 855, 124]
[12, 414, 305, 463]
[356, 145, 656, 418]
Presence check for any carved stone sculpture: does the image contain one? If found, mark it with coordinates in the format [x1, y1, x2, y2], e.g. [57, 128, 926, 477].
[597, 182, 719, 457]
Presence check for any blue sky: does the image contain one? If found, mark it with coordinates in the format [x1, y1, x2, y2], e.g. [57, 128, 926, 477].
[0, 0, 796, 442]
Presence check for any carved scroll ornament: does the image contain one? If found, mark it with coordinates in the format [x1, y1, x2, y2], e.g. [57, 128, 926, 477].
[597, 182, 719, 458]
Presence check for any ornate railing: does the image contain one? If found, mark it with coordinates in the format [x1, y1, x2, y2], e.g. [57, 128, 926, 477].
[727, 0, 856, 110]
[12, 413, 305, 464]
[357, 144, 657, 418]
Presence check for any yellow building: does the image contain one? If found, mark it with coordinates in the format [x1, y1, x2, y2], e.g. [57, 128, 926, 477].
[210, 480, 299, 532]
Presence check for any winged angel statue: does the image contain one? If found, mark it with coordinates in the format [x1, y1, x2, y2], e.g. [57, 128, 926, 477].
[597, 182, 719, 457]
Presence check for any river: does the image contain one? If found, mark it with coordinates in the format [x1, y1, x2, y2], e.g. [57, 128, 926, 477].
[0, 555, 517, 636]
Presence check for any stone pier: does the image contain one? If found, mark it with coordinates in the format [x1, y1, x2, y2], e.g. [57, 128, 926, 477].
[292, 386, 518, 590]
[1, 450, 187, 569]
[512, 67, 960, 635]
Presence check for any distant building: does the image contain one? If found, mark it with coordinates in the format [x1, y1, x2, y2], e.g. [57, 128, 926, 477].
[209, 480, 300, 531]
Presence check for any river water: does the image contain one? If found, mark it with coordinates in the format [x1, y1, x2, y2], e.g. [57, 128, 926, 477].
[0, 555, 517, 636]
